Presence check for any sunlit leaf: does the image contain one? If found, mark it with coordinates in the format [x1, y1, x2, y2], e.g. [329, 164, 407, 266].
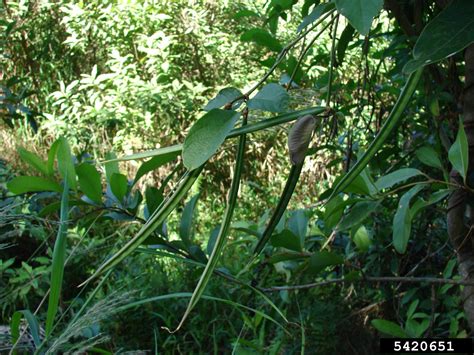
[76, 163, 102, 204]
[334, 0, 383, 35]
[183, 109, 240, 170]
[7, 176, 62, 194]
[247, 83, 289, 113]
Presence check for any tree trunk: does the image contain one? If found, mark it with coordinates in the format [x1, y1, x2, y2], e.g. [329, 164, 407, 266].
[448, 44, 474, 331]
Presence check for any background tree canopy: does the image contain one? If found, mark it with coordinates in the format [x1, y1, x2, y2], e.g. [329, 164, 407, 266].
[1, 0, 474, 353]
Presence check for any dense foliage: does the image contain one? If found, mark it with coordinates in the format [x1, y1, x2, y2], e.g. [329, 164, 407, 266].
[1, 0, 474, 353]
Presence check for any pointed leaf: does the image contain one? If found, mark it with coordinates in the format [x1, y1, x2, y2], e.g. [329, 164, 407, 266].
[448, 119, 469, 181]
[404, 0, 474, 74]
[393, 185, 425, 253]
[334, 0, 383, 35]
[416, 146, 443, 170]
[183, 109, 240, 170]
[375, 168, 423, 190]
[56, 137, 77, 189]
[270, 229, 303, 252]
[179, 194, 200, 247]
[338, 201, 379, 230]
[133, 151, 180, 186]
[298, 3, 335, 33]
[110, 173, 128, 202]
[371, 319, 407, 338]
[18, 147, 48, 176]
[76, 163, 102, 204]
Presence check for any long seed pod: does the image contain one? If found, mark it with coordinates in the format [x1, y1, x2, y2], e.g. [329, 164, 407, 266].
[171, 116, 248, 333]
[106, 106, 326, 163]
[253, 115, 317, 256]
[79, 167, 204, 286]
[328, 68, 423, 200]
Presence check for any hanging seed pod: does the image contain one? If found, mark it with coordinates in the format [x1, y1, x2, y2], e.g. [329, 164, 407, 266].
[288, 114, 317, 165]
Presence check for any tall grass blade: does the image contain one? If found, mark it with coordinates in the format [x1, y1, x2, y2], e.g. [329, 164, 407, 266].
[45, 177, 69, 336]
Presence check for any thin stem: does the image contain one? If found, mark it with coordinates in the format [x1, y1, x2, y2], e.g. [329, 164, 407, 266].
[326, 14, 339, 105]
[261, 275, 474, 292]
[287, 20, 333, 90]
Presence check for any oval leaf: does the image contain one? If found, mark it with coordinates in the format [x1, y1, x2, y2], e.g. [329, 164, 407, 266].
[204, 87, 243, 111]
[371, 319, 407, 338]
[448, 119, 469, 181]
[183, 109, 240, 170]
[247, 83, 289, 113]
[110, 173, 128, 202]
[76, 163, 102, 204]
[404, 0, 474, 74]
[352, 225, 371, 252]
[334, 0, 383, 35]
[270, 229, 303, 252]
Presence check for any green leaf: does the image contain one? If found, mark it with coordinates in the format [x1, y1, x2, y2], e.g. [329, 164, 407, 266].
[270, 229, 303, 252]
[183, 109, 240, 170]
[179, 194, 200, 247]
[240, 28, 282, 52]
[110, 173, 128, 202]
[56, 137, 77, 189]
[145, 186, 164, 215]
[47, 139, 60, 176]
[233, 9, 260, 19]
[133, 151, 180, 186]
[104, 152, 120, 182]
[328, 69, 423, 200]
[7, 176, 62, 194]
[371, 319, 407, 338]
[334, 0, 383, 35]
[375, 168, 423, 190]
[410, 189, 450, 219]
[76, 163, 102, 204]
[448, 119, 469, 181]
[247, 83, 289, 113]
[308, 251, 344, 275]
[415, 146, 443, 170]
[404, 0, 474, 74]
[204, 87, 243, 111]
[338, 201, 379, 230]
[337, 23, 355, 65]
[288, 115, 317, 165]
[393, 185, 425, 254]
[352, 225, 371, 252]
[45, 177, 69, 336]
[18, 147, 48, 176]
[297, 3, 335, 33]
[11, 310, 41, 347]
